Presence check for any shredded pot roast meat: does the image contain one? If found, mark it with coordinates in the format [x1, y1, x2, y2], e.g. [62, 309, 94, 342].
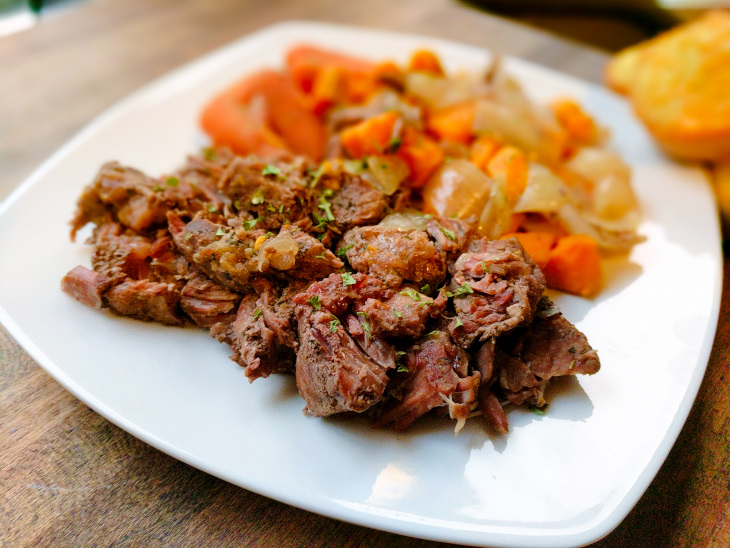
[61, 148, 601, 434]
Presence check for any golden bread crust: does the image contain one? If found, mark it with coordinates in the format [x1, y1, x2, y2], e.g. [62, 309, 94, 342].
[605, 10, 730, 161]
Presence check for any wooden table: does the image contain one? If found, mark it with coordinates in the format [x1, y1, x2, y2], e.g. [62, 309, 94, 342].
[1, 1, 727, 546]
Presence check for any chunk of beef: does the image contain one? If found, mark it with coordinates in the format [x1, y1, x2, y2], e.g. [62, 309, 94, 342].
[217, 156, 313, 230]
[61, 266, 104, 309]
[104, 279, 183, 326]
[314, 169, 389, 233]
[449, 238, 545, 347]
[180, 268, 241, 328]
[167, 212, 261, 291]
[294, 306, 391, 416]
[345, 314, 397, 371]
[298, 272, 440, 338]
[354, 287, 446, 338]
[168, 212, 342, 292]
[297, 272, 395, 316]
[471, 339, 509, 433]
[495, 300, 600, 406]
[70, 163, 165, 239]
[338, 225, 448, 287]
[62, 223, 187, 325]
[222, 279, 305, 381]
[70, 161, 229, 240]
[426, 217, 473, 259]
[374, 330, 479, 431]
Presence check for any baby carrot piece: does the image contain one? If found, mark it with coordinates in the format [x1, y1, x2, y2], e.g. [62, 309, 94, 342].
[408, 49, 445, 76]
[397, 126, 444, 187]
[487, 146, 528, 207]
[543, 234, 602, 297]
[340, 111, 400, 158]
[551, 98, 599, 146]
[310, 65, 342, 116]
[426, 101, 477, 144]
[286, 44, 375, 93]
[500, 232, 557, 270]
[200, 69, 326, 160]
[469, 134, 502, 171]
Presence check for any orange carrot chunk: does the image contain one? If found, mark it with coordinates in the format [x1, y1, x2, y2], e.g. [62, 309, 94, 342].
[397, 126, 444, 187]
[286, 44, 375, 93]
[500, 232, 557, 270]
[200, 69, 326, 161]
[340, 111, 400, 158]
[551, 98, 599, 146]
[487, 146, 528, 207]
[469, 135, 502, 172]
[543, 234, 602, 297]
[426, 101, 477, 144]
[408, 49, 445, 76]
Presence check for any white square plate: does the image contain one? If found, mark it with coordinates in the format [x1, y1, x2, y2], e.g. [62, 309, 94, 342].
[0, 22, 722, 548]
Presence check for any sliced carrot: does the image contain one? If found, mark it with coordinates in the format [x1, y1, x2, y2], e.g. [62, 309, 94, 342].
[551, 98, 599, 146]
[500, 232, 557, 270]
[543, 234, 602, 297]
[200, 96, 288, 158]
[408, 49, 445, 76]
[340, 111, 400, 158]
[374, 60, 405, 89]
[487, 146, 528, 207]
[341, 71, 379, 104]
[286, 44, 376, 100]
[200, 69, 326, 160]
[309, 65, 342, 116]
[426, 101, 477, 144]
[397, 126, 444, 187]
[469, 134, 502, 172]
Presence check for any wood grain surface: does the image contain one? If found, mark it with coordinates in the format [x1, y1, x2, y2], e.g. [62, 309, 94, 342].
[1, 1, 728, 547]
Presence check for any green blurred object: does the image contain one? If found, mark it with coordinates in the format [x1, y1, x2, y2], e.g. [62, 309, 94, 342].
[27, 0, 43, 13]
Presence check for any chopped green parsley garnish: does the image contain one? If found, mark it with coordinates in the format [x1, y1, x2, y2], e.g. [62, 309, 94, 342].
[400, 289, 421, 301]
[262, 165, 281, 177]
[202, 147, 217, 160]
[310, 164, 326, 187]
[397, 364, 410, 373]
[307, 295, 322, 310]
[446, 283, 474, 297]
[530, 407, 546, 416]
[318, 194, 335, 221]
[314, 251, 328, 260]
[336, 243, 354, 258]
[341, 272, 356, 287]
[329, 314, 341, 333]
[152, 185, 165, 192]
[436, 222, 456, 241]
[385, 136, 402, 153]
[425, 330, 440, 339]
[454, 317, 464, 328]
[569, 360, 576, 369]
[420, 283, 431, 294]
[251, 189, 265, 205]
[242, 217, 261, 230]
[253, 308, 263, 320]
[392, 309, 403, 318]
[215, 227, 226, 236]
[207, 204, 219, 213]
[166, 176, 179, 187]
[481, 260, 491, 275]
[357, 312, 371, 338]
